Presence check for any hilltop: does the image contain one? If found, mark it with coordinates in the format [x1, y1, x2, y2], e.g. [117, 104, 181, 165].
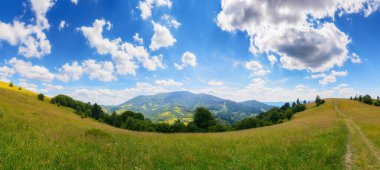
[107, 91, 274, 124]
[1, 85, 380, 169]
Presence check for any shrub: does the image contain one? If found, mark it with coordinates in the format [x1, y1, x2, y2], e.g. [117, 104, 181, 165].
[362, 95, 373, 105]
[38, 94, 45, 101]
[9, 82, 13, 87]
[18, 87, 22, 90]
[315, 95, 325, 106]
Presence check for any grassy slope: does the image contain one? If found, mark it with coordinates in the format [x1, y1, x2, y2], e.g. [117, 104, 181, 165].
[2, 86, 378, 169]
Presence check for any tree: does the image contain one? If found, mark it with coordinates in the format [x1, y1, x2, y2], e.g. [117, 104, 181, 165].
[193, 107, 216, 129]
[359, 95, 363, 102]
[315, 95, 325, 106]
[350, 96, 353, 100]
[9, 82, 13, 87]
[280, 102, 290, 111]
[362, 95, 373, 105]
[38, 93, 45, 101]
[91, 103, 103, 120]
[296, 98, 300, 105]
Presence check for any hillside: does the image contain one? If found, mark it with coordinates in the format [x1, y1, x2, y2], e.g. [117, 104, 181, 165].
[109, 91, 274, 124]
[1, 86, 380, 169]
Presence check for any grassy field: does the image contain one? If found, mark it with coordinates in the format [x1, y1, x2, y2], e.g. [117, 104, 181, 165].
[0, 85, 380, 169]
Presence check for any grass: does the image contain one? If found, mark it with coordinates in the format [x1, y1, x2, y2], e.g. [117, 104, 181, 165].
[1, 85, 379, 169]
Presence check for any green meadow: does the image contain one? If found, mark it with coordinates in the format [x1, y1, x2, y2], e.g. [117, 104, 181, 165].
[1, 85, 380, 169]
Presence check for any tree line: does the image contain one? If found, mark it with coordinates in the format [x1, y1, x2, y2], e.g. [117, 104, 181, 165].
[48, 94, 325, 133]
[350, 94, 380, 106]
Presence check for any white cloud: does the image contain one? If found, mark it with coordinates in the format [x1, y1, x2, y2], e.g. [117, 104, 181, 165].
[155, 79, 183, 87]
[349, 53, 362, 64]
[7, 57, 54, 82]
[30, 0, 55, 29]
[208, 81, 224, 87]
[71, 0, 78, 5]
[0, 66, 15, 82]
[311, 70, 348, 85]
[245, 60, 270, 76]
[138, 0, 172, 20]
[174, 52, 197, 70]
[69, 82, 169, 105]
[161, 14, 181, 29]
[56, 61, 84, 82]
[267, 55, 277, 66]
[133, 33, 144, 45]
[191, 80, 358, 103]
[18, 79, 38, 92]
[149, 21, 176, 51]
[79, 19, 165, 75]
[59, 20, 68, 31]
[0, 0, 54, 58]
[43, 83, 64, 91]
[82, 59, 116, 82]
[0, 21, 51, 58]
[216, 0, 379, 73]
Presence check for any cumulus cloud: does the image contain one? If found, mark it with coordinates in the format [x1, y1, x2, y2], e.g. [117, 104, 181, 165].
[59, 20, 68, 31]
[155, 79, 183, 87]
[0, 0, 53, 58]
[216, 0, 379, 73]
[7, 57, 54, 82]
[311, 70, 348, 85]
[267, 55, 277, 67]
[208, 81, 224, 87]
[18, 79, 38, 92]
[0, 66, 15, 82]
[138, 0, 172, 20]
[174, 52, 197, 70]
[42, 83, 64, 91]
[133, 33, 144, 45]
[82, 59, 116, 82]
[149, 21, 176, 51]
[56, 61, 84, 82]
[245, 60, 270, 76]
[79, 19, 165, 75]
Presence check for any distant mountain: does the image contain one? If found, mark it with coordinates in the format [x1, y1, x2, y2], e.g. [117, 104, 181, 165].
[106, 91, 275, 124]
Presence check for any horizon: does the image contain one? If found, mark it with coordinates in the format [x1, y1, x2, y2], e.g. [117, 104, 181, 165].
[1, 0, 380, 105]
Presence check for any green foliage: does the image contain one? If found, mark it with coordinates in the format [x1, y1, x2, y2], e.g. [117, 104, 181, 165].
[18, 87, 22, 90]
[9, 82, 13, 87]
[362, 95, 373, 105]
[316, 95, 325, 106]
[235, 100, 306, 131]
[37, 94, 45, 101]
[193, 107, 217, 129]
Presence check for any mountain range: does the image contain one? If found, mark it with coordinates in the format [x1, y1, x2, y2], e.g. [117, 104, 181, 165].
[105, 91, 274, 124]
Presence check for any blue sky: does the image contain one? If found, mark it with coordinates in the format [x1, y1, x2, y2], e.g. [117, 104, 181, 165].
[0, 0, 380, 105]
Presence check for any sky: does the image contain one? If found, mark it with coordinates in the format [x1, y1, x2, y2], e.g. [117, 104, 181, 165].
[1, 0, 380, 105]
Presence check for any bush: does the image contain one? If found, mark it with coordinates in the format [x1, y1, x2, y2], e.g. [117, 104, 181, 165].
[315, 95, 325, 106]
[207, 124, 230, 132]
[38, 94, 45, 101]
[362, 95, 373, 105]
[9, 82, 13, 87]
[18, 87, 22, 90]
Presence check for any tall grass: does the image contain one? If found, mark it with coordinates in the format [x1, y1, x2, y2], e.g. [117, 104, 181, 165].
[0, 87, 348, 169]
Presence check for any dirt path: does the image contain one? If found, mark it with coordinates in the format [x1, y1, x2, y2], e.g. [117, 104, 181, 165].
[334, 100, 380, 169]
